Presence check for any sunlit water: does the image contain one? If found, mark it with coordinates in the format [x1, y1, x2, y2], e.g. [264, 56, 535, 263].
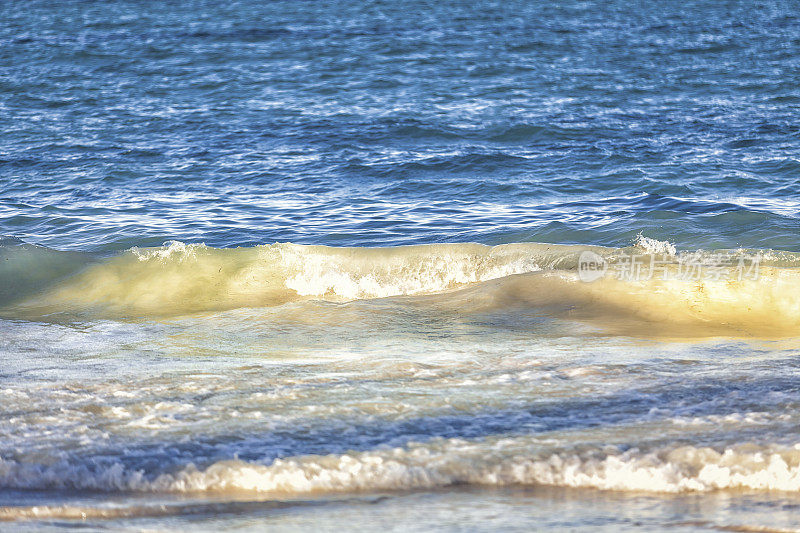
[2, 0, 800, 531]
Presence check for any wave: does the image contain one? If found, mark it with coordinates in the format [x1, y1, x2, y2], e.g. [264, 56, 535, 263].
[2, 239, 799, 337]
[0, 240, 570, 317]
[4, 439, 800, 496]
[442, 266, 800, 338]
[0, 239, 91, 306]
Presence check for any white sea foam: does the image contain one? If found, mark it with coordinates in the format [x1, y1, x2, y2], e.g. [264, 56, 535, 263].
[4, 440, 800, 495]
[131, 240, 201, 262]
[277, 243, 542, 300]
[632, 233, 677, 256]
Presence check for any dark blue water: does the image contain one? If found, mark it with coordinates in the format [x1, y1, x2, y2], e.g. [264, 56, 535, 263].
[2, 0, 799, 252]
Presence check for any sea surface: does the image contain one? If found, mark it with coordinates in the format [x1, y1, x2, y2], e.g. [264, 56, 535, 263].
[2, 0, 800, 531]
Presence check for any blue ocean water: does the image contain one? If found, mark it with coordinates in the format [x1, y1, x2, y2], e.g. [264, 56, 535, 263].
[3, 2, 800, 531]
[2, 0, 799, 252]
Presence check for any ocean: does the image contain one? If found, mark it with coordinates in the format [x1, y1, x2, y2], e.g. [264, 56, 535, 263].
[2, 0, 800, 530]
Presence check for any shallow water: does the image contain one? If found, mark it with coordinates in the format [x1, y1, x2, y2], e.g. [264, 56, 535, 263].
[2, 0, 800, 530]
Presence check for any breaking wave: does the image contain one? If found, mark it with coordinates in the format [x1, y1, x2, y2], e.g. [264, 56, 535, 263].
[0, 240, 581, 316]
[4, 439, 800, 495]
[1, 238, 799, 337]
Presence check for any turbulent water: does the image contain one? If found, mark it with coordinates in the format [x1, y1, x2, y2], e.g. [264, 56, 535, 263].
[2, 0, 800, 531]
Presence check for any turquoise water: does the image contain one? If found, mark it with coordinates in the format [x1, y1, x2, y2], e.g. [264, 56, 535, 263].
[2, 1, 800, 531]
